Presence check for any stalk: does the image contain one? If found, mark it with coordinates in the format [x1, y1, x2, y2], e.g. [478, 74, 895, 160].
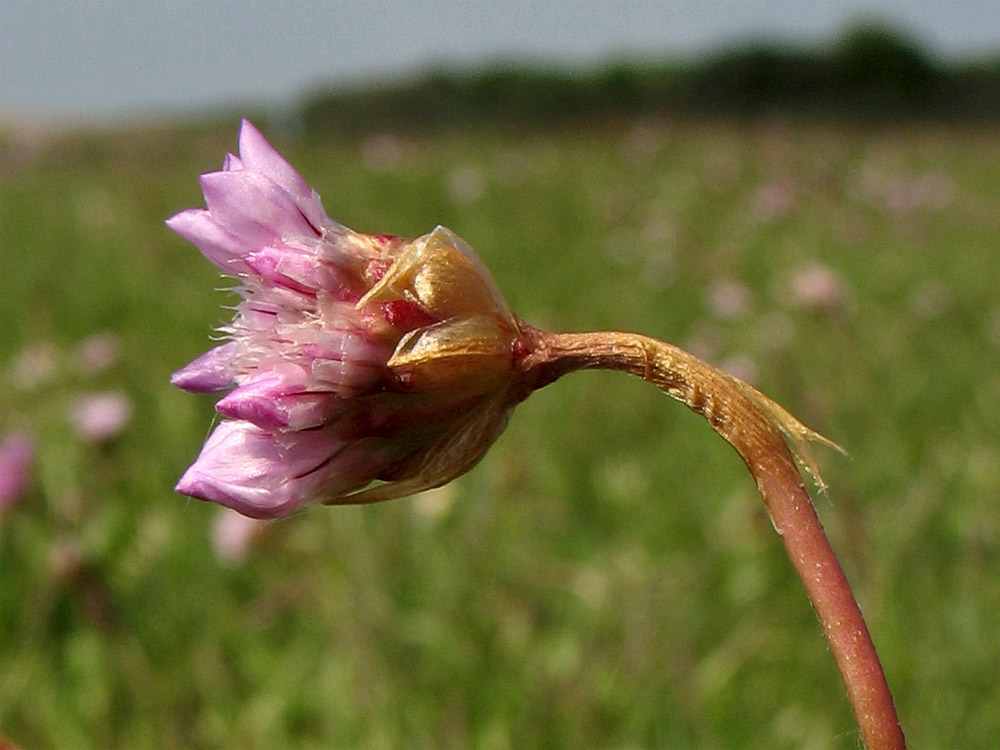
[518, 326, 904, 750]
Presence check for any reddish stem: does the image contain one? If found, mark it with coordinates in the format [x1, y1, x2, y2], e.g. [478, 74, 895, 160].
[518, 326, 904, 749]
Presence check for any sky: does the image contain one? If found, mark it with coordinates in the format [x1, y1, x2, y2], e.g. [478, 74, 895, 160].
[3, 0, 1000, 123]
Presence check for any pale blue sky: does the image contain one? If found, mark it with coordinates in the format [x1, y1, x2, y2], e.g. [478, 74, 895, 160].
[3, 0, 999, 123]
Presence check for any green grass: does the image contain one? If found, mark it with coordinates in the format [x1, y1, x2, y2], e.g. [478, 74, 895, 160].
[2, 115, 999, 748]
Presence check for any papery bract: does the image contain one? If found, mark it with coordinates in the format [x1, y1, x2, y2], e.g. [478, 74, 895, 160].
[171, 120, 526, 519]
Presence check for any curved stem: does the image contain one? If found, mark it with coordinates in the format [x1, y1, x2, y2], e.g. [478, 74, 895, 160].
[518, 326, 904, 750]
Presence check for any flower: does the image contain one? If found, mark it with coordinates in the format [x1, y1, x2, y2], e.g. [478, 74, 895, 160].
[68, 391, 133, 444]
[7, 341, 59, 391]
[75, 332, 121, 375]
[0, 430, 34, 510]
[787, 262, 850, 314]
[212, 508, 268, 564]
[705, 277, 752, 320]
[171, 120, 527, 518]
[167, 126, 897, 744]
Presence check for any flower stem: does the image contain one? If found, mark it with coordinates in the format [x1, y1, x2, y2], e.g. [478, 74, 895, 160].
[518, 326, 904, 750]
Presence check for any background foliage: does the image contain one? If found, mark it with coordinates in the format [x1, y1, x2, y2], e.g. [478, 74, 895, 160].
[301, 24, 1000, 134]
[2, 69, 999, 747]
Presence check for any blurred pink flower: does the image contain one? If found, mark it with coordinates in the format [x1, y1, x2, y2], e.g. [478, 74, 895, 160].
[719, 354, 758, 385]
[859, 167, 954, 216]
[170, 120, 526, 519]
[8, 342, 59, 391]
[788, 262, 849, 313]
[68, 391, 133, 443]
[0, 431, 34, 509]
[212, 508, 267, 564]
[75, 332, 121, 375]
[750, 180, 797, 222]
[706, 278, 752, 320]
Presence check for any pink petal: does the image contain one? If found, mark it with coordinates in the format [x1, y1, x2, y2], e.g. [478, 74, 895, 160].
[303, 331, 388, 367]
[175, 420, 352, 518]
[171, 342, 238, 392]
[308, 358, 381, 394]
[215, 365, 341, 431]
[243, 245, 332, 295]
[200, 170, 317, 248]
[301, 333, 387, 392]
[166, 209, 252, 273]
[237, 119, 326, 230]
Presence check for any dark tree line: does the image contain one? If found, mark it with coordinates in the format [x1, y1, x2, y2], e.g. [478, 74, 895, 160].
[299, 24, 1000, 134]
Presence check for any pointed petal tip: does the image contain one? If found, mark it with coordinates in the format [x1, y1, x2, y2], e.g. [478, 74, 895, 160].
[170, 367, 230, 394]
[165, 208, 204, 233]
[175, 468, 294, 520]
[171, 342, 237, 393]
[174, 470, 201, 499]
[169, 369, 207, 392]
[174, 467, 227, 507]
[237, 119, 271, 160]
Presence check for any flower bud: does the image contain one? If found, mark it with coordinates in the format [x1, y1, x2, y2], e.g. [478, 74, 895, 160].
[171, 121, 527, 518]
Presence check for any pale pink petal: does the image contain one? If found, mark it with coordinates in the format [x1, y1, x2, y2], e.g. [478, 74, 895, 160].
[215, 364, 341, 431]
[171, 342, 237, 392]
[166, 209, 252, 273]
[243, 245, 354, 296]
[237, 119, 326, 230]
[175, 420, 352, 518]
[200, 170, 318, 247]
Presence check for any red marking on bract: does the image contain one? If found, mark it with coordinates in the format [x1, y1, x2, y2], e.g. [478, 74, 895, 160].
[511, 337, 530, 362]
[382, 300, 436, 331]
[373, 233, 398, 245]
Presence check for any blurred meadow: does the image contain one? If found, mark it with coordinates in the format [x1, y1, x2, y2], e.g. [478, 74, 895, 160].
[2, 93, 1000, 748]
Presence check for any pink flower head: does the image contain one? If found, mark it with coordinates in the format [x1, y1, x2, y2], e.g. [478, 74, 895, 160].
[75, 332, 121, 375]
[0, 431, 34, 510]
[212, 507, 267, 564]
[788, 262, 849, 314]
[171, 120, 527, 518]
[68, 391, 133, 443]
